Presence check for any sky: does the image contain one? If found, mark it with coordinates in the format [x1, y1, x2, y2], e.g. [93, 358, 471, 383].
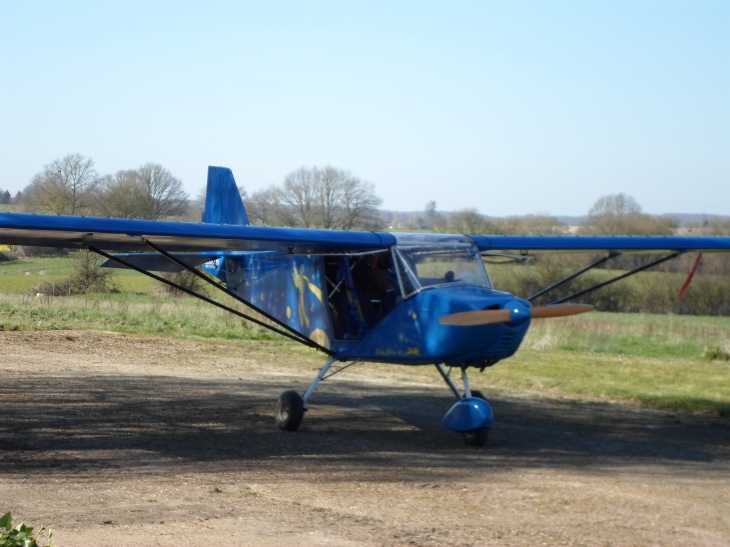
[0, 1, 728, 216]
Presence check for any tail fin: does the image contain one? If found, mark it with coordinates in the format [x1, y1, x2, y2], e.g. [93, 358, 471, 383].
[202, 166, 250, 225]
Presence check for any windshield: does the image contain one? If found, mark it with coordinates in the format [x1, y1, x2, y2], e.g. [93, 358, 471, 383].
[393, 244, 491, 296]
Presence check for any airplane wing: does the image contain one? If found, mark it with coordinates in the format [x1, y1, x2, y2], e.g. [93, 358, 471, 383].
[0, 213, 396, 253]
[2, 212, 728, 255]
[471, 235, 730, 253]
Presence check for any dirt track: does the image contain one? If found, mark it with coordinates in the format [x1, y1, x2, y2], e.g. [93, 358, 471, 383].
[1, 330, 729, 546]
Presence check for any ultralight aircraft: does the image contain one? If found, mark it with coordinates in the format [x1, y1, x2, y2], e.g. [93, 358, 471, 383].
[1, 167, 729, 446]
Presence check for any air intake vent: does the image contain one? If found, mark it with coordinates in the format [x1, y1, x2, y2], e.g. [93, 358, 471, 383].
[494, 331, 517, 353]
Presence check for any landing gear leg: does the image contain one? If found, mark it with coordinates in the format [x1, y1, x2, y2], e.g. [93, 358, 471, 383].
[458, 367, 490, 446]
[436, 364, 491, 447]
[435, 364, 462, 399]
[275, 358, 335, 431]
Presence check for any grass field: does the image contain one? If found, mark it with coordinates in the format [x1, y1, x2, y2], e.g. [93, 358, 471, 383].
[0, 256, 155, 293]
[1, 254, 729, 416]
[524, 312, 730, 359]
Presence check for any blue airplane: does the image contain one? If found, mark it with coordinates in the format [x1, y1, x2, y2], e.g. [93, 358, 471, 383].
[1, 166, 729, 446]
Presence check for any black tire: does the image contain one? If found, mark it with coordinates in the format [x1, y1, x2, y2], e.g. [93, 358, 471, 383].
[470, 389, 485, 401]
[462, 427, 489, 447]
[276, 390, 304, 431]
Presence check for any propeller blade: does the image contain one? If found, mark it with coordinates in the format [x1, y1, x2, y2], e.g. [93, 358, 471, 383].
[440, 303, 593, 326]
[439, 309, 512, 326]
[530, 303, 593, 319]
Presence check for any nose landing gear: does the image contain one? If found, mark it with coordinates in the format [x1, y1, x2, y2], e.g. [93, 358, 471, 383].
[436, 364, 492, 447]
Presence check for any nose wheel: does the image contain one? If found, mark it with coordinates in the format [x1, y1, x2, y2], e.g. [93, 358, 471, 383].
[460, 389, 489, 446]
[461, 427, 489, 446]
[436, 365, 493, 446]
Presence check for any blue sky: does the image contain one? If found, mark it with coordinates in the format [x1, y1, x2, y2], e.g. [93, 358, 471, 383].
[1, 1, 727, 215]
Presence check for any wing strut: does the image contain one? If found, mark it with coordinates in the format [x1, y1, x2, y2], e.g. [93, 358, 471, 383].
[549, 252, 680, 305]
[527, 252, 620, 302]
[88, 246, 334, 355]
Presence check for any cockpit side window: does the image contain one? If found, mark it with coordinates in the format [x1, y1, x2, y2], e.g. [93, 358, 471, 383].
[325, 252, 398, 340]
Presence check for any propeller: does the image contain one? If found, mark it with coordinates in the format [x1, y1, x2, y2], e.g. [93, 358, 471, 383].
[439, 303, 593, 326]
[439, 308, 512, 326]
[530, 303, 594, 319]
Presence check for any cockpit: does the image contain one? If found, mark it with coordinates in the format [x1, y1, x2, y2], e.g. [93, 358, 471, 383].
[326, 233, 492, 341]
[392, 234, 492, 297]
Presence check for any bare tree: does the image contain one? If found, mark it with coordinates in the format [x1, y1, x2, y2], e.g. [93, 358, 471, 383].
[246, 187, 283, 226]
[336, 168, 381, 229]
[136, 163, 189, 219]
[581, 193, 674, 235]
[423, 201, 438, 230]
[502, 215, 565, 235]
[274, 167, 319, 228]
[434, 210, 564, 235]
[19, 154, 100, 215]
[441, 208, 492, 234]
[96, 164, 189, 220]
[97, 170, 149, 218]
[588, 193, 642, 217]
[254, 166, 382, 230]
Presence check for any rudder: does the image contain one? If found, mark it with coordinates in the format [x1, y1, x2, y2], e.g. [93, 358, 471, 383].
[202, 166, 250, 225]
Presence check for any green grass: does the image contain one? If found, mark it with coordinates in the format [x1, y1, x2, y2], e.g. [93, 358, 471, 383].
[0, 256, 155, 293]
[523, 312, 730, 360]
[0, 292, 280, 341]
[486, 349, 730, 416]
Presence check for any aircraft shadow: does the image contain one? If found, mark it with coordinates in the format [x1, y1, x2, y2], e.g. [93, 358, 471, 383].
[0, 373, 728, 478]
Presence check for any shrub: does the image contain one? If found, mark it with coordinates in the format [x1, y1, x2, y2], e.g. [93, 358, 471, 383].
[488, 261, 730, 316]
[0, 512, 54, 547]
[159, 269, 208, 296]
[702, 345, 730, 361]
[32, 250, 118, 296]
[69, 250, 117, 293]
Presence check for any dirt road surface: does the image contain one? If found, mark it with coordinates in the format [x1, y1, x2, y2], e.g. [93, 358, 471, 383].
[1, 330, 729, 546]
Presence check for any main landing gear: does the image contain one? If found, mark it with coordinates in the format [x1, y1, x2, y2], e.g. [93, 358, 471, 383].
[275, 390, 305, 431]
[436, 364, 493, 447]
[275, 358, 492, 447]
[275, 358, 336, 431]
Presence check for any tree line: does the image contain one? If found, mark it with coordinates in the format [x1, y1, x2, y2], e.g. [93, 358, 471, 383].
[14, 154, 189, 220]
[402, 193, 680, 236]
[12, 154, 383, 231]
[244, 166, 382, 230]
[10, 154, 730, 242]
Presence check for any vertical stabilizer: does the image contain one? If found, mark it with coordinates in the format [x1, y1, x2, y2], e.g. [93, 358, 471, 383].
[202, 166, 250, 225]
